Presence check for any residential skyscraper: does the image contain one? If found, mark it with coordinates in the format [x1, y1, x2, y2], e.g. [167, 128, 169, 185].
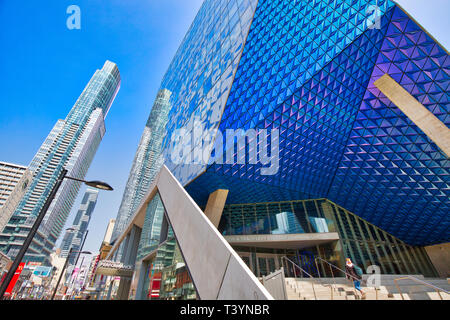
[0, 61, 121, 265]
[0, 162, 32, 233]
[60, 188, 99, 264]
[111, 89, 171, 243]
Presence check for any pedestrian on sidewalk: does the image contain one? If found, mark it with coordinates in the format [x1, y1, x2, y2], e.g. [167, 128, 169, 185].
[345, 258, 366, 299]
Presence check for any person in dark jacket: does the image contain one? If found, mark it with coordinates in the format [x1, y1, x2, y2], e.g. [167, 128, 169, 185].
[345, 258, 366, 299]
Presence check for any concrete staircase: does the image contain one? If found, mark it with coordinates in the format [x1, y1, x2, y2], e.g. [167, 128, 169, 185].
[285, 278, 393, 300]
[361, 275, 450, 300]
[285, 276, 450, 300]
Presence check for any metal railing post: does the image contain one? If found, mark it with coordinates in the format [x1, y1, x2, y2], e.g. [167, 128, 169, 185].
[393, 276, 449, 301]
[283, 256, 318, 300]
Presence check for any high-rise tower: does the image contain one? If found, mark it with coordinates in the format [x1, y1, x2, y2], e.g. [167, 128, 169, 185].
[111, 89, 171, 243]
[0, 61, 121, 264]
[60, 188, 99, 264]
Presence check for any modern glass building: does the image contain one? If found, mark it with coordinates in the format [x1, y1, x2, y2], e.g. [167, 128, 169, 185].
[60, 187, 99, 264]
[174, 0, 449, 247]
[105, 0, 448, 300]
[111, 89, 172, 244]
[0, 61, 121, 265]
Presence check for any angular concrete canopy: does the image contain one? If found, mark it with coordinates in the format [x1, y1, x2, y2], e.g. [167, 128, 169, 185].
[107, 165, 273, 300]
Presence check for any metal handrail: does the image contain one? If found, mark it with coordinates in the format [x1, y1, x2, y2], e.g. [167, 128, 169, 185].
[394, 275, 449, 300]
[313, 256, 366, 299]
[314, 256, 363, 283]
[282, 256, 332, 300]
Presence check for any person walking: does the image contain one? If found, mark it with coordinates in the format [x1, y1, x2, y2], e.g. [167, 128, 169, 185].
[345, 258, 366, 299]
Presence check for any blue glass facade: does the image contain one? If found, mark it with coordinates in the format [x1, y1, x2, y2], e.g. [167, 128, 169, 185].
[161, 0, 259, 185]
[158, 0, 449, 246]
[328, 6, 450, 245]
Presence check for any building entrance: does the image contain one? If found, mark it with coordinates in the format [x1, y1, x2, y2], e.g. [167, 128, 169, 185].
[238, 252, 284, 277]
[235, 243, 341, 279]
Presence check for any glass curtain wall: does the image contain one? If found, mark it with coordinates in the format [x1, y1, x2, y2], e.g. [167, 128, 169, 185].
[137, 194, 197, 301]
[219, 199, 438, 277]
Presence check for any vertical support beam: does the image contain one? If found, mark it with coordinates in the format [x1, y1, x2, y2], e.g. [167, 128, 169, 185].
[374, 74, 450, 157]
[116, 225, 142, 300]
[105, 277, 113, 300]
[204, 189, 229, 228]
[116, 278, 132, 300]
[134, 260, 149, 300]
[127, 225, 142, 266]
[120, 234, 130, 263]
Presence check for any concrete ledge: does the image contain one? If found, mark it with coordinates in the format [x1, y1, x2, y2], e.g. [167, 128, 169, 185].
[225, 232, 339, 249]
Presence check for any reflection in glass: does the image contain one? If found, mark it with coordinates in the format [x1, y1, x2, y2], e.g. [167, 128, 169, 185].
[144, 237, 196, 300]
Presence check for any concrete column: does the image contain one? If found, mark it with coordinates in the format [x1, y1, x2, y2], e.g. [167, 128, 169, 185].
[134, 260, 149, 300]
[424, 243, 450, 278]
[112, 225, 142, 300]
[120, 234, 130, 263]
[157, 167, 272, 300]
[123, 225, 142, 266]
[116, 278, 132, 300]
[204, 189, 229, 228]
[374, 74, 450, 157]
[105, 277, 113, 300]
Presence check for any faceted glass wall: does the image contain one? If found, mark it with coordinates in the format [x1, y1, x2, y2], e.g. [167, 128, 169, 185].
[180, 1, 449, 247]
[161, 0, 259, 185]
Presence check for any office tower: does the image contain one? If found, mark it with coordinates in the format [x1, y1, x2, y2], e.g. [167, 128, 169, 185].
[60, 188, 99, 264]
[111, 89, 171, 243]
[0, 162, 32, 233]
[0, 61, 121, 265]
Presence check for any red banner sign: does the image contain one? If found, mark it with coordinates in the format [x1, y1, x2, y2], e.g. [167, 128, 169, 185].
[5, 263, 25, 296]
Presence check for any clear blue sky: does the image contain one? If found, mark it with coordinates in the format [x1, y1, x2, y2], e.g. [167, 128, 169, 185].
[0, 0, 448, 256]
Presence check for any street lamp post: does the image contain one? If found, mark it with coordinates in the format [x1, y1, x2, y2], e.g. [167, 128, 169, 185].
[62, 227, 88, 298]
[66, 228, 89, 278]
[69, 254, 89, 299]
[75, 229, 89, 268]
[51, 249, 91, 300]
[0, 168, 113, 299]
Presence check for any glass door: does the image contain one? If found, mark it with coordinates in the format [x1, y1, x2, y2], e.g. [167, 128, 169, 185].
[256, 253, 280, 277]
